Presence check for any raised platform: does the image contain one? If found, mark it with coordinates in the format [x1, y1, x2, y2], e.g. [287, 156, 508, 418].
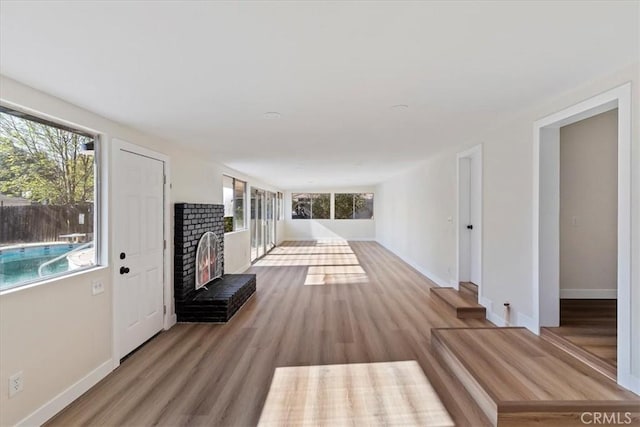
[430, 287, 485, 319]
[431, 327, 640, 426]
[176, 274, 256, 323]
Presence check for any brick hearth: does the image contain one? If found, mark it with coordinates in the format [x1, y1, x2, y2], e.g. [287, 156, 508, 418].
[174, 203, 255, 322]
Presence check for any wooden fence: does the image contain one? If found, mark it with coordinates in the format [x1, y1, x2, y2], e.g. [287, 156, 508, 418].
[0, 204, 93, 244]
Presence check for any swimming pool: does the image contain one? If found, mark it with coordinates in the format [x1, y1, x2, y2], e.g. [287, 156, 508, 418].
[0, 243, 81, 290]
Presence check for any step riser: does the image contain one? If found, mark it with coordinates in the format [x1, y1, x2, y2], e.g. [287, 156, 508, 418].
[432, 332, 498, 425]
[431, 327, 639, 427]
[430, 287, 486, 319]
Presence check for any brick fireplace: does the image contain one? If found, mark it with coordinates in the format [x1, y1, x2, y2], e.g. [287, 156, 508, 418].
[174, 203, 256, 322]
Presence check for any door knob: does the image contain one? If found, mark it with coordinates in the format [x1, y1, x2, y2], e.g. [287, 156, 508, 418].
[466, 225, 473, 230]
[120, 266, 130, 275]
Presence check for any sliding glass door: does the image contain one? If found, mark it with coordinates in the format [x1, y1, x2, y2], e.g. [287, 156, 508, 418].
[251, 188, 277, 262]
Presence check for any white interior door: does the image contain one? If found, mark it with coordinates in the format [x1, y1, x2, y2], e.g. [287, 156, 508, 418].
[457, 145, 482, 290]
[114, 148, 165, 358]
[469, 156, 481, 285]
[458, 158, 471, 282]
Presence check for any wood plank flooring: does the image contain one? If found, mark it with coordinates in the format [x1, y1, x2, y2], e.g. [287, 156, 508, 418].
[257, 361, 454, 426]
[541, 299, 618, 382]
[431, 328, 640, 426]
[547, 325, 617, 366]
[48, 241, 492, 427]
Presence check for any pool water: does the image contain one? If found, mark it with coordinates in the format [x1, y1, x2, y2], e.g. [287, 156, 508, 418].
[0, 244, 80, 290]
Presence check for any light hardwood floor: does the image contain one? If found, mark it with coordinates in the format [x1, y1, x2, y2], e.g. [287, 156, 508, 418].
[432, 328, 639, 426]
[558, 299, 617, 366]
[48, 241, 492, 426]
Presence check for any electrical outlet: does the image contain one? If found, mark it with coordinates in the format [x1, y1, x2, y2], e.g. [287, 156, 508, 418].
[9, 371, 23, 398]
[92, 280, 104, 295]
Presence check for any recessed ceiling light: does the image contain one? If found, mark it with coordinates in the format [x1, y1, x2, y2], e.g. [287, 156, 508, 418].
[390, 104, 409, 111]
[263, 112, 282, 119]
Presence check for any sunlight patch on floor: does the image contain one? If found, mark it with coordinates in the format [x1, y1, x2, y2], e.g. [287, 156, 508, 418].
[254, 241, 371, 285]
[258, 361, 454, 426]
[304, 265, 368, 285]
[254, 254, 360, 267]
[304, 273, 369, 285]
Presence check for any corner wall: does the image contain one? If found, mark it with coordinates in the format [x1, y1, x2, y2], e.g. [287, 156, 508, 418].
[0, 75, 281, 425]
[375, 153, 457, 287]
[375, 63, 640, 390]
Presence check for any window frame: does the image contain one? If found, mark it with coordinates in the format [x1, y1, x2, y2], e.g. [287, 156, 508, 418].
[333, 193, 375, 220]
[222, 175, 247, 233]
[291, 192, 331, 220]
[0, 105, 103, 294]
[277, 192, 284, 220]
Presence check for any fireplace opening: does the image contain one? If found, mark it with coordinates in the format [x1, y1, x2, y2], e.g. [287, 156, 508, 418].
[195, 231, 223, 290]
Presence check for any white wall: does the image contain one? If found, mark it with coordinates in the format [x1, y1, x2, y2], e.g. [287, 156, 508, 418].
[375, 63, 640, 387]
[560, 109, 618, 299]
[284, 188, 376, 241]
[0, 75, 281, 425]
[218, 167, 283, 273]
[376, 154, 457, 287]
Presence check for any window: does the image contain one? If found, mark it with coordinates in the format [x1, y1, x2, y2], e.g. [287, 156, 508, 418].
[277, 192, 284, 220]
[334, 193, 374, 219]
[0, 106, 99, 292]
[291, 193, 330, 219]
[223, 175, 246, 232]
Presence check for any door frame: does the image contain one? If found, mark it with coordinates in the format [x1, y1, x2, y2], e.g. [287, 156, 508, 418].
[456, 144, 483, 295]
[250, 186, 277, 263]
[532, 83, 634, 392]
[111, 138, 173, 367]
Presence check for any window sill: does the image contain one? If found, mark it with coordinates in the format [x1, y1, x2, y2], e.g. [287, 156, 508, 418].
[0, 265, 108, 297]
[289, 218, 375, 221]
[224, 229, 248, 236]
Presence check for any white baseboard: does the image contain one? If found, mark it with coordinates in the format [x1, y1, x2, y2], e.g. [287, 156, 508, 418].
[560, 289, 617, 299]
[376, 241, 450, 287]
[283, 237, 376, 242]
[167, 313, 177, 328]
[618, 372, 640, 396]
[515, 310, 537, 333]
[479, 296, 537, 334]
[17, 359, 113, 427]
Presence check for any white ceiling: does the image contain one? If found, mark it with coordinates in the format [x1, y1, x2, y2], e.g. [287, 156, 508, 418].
[1, 1, 638, 189]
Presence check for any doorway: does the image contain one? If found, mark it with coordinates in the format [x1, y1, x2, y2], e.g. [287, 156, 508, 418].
[251, 187, 276, 262]
[456, 144, 482, 301]
[112, 139, 171, 361]
[533, 83, 634, 392]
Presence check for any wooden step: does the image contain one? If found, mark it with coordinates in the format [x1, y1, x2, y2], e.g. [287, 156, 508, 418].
[430, 287, 486, 318]
[560, 299, 617, 326]
[431, 327, 640, 426]
[459, 281, 478, 302]
[541, 327, 617, 382]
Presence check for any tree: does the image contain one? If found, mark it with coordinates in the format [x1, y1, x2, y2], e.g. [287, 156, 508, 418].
[0, 112, 94, 205]
[335, 193, 372, 219]
[312, 193, 330, 219]
[334, 193, 353, 219]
